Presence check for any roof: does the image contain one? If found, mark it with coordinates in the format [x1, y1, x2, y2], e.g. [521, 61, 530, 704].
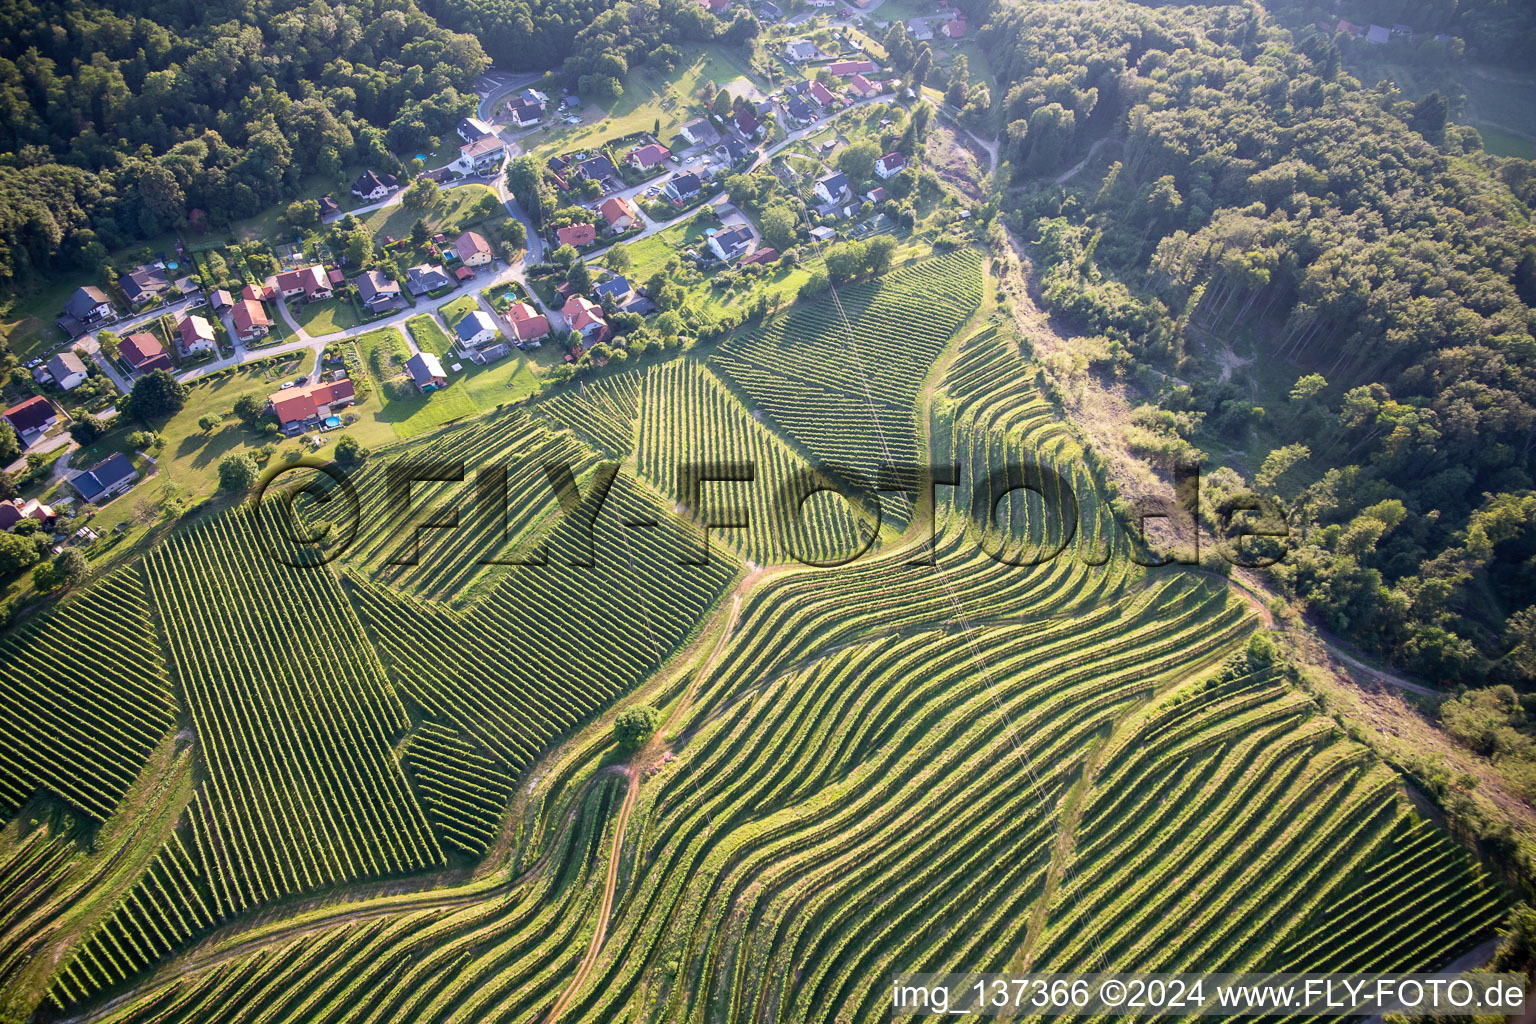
[269, 380, 356, 426]
[877, 151, 905, 173]
[739, 247, 778, 265]
[353, 169, 387, 192]
[456, 310, 497, 341]
[460, 136, 506, 160]
[809, 81, 835, 106]
[232, 298, 272, 333]
[458, 116, 495, 140]
[734, 109, 761, 136]
[943, 17, 965, 36]
[405, 352, 446, 386]
[786, 38, 815, 59]
[318, 195, 340, 215]
[356, 270, 400, 303]
[455, 265, 475, 281]
[65, 286, 110, 319]
[407, 264, 452, 292]
[681, 118, 720, 144]
[72, 453, 136, 501]
[120, 265, 170, 301]
[599, 195, 639, 227]
[817, 171, 849, 194]
[562, 295, 606, 331]
[508, 98, 543, 122]
[711, 225, 755, 257]
[557, 223, 597, 246]
[627, 143, 671, 167]
[594, 277, 631, 300]
[577, 155, 618, 180]
[211, 288, 233, 308]
[866, 185, 887, 202]
[508, 303, 550, 341]
[456, 231, 492, 260]
[274, 265, 329, 297]
[1366, 23, 1390, 42]
[178, 314, 215, 346]
[120, 332, 168, 367]
[827, 59, 875, 75]
[668, 171, 702, 194]
[47, 352, 87, 379]
[5, 395, 55, 433]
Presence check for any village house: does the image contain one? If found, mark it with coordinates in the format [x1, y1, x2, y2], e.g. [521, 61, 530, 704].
[875, 152, 907, 178]
[270, 265, 333, 303]
[176, 314, 217, 356]
[593, 277, 632, 306]
[455, 136, 508, 176]
[4, 396, 58, 446]
[45, 352, 88, 390]
[599, 195, 640, 231]
[665, 171, 703, 202]
[350, 170, 396, 201]
[625, 143, 672, 170]
[563, 295, 607, 339]
[734, 109, 761, 139]
[507, 302, 550, 346]
[679, 118, 721, 147]
[71, 453, 138, 504]
[356, 270, 402, 313]
[268, 379, 356, 433]
[759, 1, 782, 20]
[785, 38, 817, 61]
[809, 81, 836, 108]
[231, 298, 273, 341]
[0, 497, 55, 532]
[456, 231, 494, 267]
[699, 0, 730, 13]
[120, 332, 174, 374]
[58, 286, 114, 337]
[557, 222, 597, 247]
[118, 264, 171, 308]
[848, 73, 881, 99]
[455, 310, 500, 348]
[709, 224, 756, 263]
[576, 154, 619, 183]
[908, 18, 933, 40]
[406, 264, 453, 295]
[405, 352, 448, 393]
[457, 116, 497, 143]
[318, 195, 341, 219]
[506, 88, 549, 127]
[943, 15, 966, 38]
[827, 59, 876, 75]
[815, 171, 851, 204]
[210, 289, 233, 313]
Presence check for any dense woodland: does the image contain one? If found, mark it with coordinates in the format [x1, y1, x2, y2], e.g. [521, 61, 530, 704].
[973, 0, 1536, 804]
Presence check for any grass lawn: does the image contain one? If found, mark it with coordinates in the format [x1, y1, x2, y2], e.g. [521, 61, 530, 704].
[0, 317, 67, 361]
[407, 314, 455, 357]
[356, 327, 411, 386]
[438, 296, 480, 331]
[1477, 125, 1536, 159]
[627, 218, 715, 283]
[296, 298, 361, 336]
[363, 184, 504, 243]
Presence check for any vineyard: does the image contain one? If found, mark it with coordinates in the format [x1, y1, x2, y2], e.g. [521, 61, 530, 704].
[0, 250, 1511, 1023]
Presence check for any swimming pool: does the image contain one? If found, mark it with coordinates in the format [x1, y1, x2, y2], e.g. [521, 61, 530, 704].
[324, 416, 341, 428]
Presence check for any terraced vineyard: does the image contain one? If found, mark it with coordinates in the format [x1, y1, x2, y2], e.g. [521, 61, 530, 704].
[0, 251, 1508, 1024]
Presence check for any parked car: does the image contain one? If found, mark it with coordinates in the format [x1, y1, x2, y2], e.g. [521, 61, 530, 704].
[280, 381, 296, 390]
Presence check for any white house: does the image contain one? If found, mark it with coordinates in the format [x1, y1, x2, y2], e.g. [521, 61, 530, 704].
[814, 171, 850, 204]
[46, 352, 88, 390]
[875, 152, 906, 179]
[456, 136, 508, 176]
[708, 225, 756, 262]
[455, 310, 498, 348]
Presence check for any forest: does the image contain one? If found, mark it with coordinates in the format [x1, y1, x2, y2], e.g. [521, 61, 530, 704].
[970, 0, 1536, 789]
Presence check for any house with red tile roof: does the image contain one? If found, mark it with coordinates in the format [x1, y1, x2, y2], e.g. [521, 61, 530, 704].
[268, 379, 356, 432]
[848, 73, 881, 99]
[455, 231, 493, 267]
[827, 59, 876, 75]
[599, 195, 640, 231]
[809, 81, 836, 107]
[557, 222, 597, 246]
[177, 314, 217, 356]
[624, 143, 672, 170]
[875, 151, 907, 178]
[507, 302, 551, 345]
[232, 298, 274, 340]
[562, 294, 607, 337]
[120, 332, 174, 374]
[269, 265, 332, 302]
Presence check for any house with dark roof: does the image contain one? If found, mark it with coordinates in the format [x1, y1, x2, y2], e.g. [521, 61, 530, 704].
[71, 453, 138, 504]
[786, 96, 817, 124]
[576, 155, 619, 182]
[210, 289, 233, 313]
[1366, 23, 1390, 43]
[760, 2, 783, 22]
[0, 497, 55, 532]
[455, 310, 499, 348]
[65, 286, 113, 325]
[120, 332, 174, 374]
[875, 151, 907, 178]
[318, 195, 340, 218]
[665, 172, 703, 202]
[593, 277, 632, 305]
[506, 88, 548, 127]
[351, 170, 394, 201]
[231, 299, 273, 341]
[119, 265, 171, 307]
[457, 116, 496, 143]
[4, 396, 58, 443]
[406, 264, 453, 295]
[405, 352, 447, 393]
[356, 270, 402, 313]
[708, 225, 756, 262]
[815, 171, 850, 203]
[679, 118, 721, 148]
[785, 38, 817, 61]
[176, 314, 217, 356]
[46, 352, 88, 390]
[734, 109, 761, 138]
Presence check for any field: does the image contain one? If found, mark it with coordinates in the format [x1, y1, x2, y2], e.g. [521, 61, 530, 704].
[0, 252, 1508, 1024]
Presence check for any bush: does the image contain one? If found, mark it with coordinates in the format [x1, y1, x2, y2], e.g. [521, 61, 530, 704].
[614, 705, 661, 754]
[218, 451, 260, 493]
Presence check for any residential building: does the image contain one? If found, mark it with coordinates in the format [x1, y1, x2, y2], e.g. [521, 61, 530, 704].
[177, 314, 217, 356]
[599, 195, 641, 231]
[709, 225, 756, 262]
[71, 453, 138, 504]
[739, 247, 778, 266]
[875, 152, 906, 178]
[210, 289, 233, 313]
[576, 155, 619, 182]
[120, 332, 174, 373]
[557, 222, 597, 246]
[270, 265, 332, 302]
[759, 2, 782, 21]
[46, 352, 88, 390]
[809, 81, 836, 107]
[268, 379, 356, 432]
[785, 38, 817, 61]
[241, 282, 269, 302]
[908, 18, 933, 40]
[455, 310, 499, 348]
[64, 286, 113, 325]
[4, 396, 58, 444]
[593, 277, 632, 305]
[455, 136, 508, 176]
[118, 264, 171, 307]
[231, 298, 273, 340]
[507, 88, 548, 127]
[356, 270, 402, 313]
[406, 264, 453, 295]
[351, 170, 394, 200]
[457, 116, 497, 143]
[563, 294, 607, 338]
[665, 172, 703, 202]
[943, 16, 966, 38]
[318, 195, 341, 218]
[679, 118, 720, 147]
[866, 185, 887, 203]
[456, 231, 494, 267]
[1366, 23, 1390, 43]
[625, 143, 672, 170]
[815, 171, 850, 203]
[828, 59, 876, 75]
[0, 497, 55, 532]
[809, 225, 838, 243]
[507, 302, 550, 346]
[700, 0, 730, 12]
[734, 109, 761, 138]
[786, 96, 817, 123]
[405, 352, 448, 393]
